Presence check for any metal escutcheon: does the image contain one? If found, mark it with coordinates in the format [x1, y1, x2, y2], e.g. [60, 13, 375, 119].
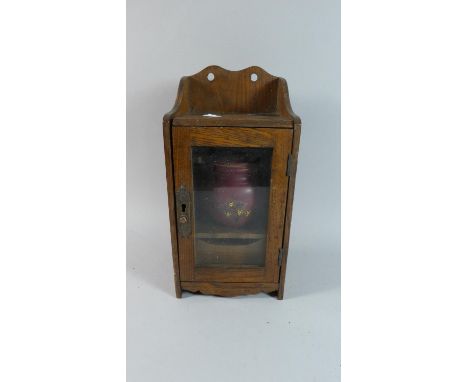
[175, 185, 191, 237]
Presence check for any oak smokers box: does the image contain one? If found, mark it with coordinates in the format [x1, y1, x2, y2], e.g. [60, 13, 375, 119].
[163, 66, 301, 299]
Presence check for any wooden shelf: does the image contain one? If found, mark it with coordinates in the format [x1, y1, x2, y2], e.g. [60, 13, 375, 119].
[173, 113, 293, 128]
[163, 65, 301, 126]
[196, 232, 265, 240]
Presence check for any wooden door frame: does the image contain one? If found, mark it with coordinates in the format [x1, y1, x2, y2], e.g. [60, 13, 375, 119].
[172, 126, 292, 283]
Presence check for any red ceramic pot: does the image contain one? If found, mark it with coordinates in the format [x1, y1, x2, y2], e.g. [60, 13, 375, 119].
[211, 162, 255, 228]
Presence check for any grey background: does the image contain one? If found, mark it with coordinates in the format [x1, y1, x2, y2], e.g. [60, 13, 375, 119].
[127, 0, 340, 381]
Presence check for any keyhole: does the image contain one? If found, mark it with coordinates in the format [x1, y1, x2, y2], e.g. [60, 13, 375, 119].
[181, 203, 186, 213]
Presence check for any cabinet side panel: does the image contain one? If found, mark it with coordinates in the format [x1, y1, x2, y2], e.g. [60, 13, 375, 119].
[163, 120, 182, 298]
[278, 124, 301, 299]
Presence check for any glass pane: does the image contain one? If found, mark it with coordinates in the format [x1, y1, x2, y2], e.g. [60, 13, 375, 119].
[192, 147, 272, 267]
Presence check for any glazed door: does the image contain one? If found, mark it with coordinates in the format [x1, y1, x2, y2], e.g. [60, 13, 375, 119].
[172, 127, 292, 283]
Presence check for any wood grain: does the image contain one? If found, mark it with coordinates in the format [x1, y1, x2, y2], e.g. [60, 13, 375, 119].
[173, 114, 293, 128]
[181, 282, 278, 297]
[163, 66, 301, 298]
[277, 123, 301, 299]
[172, 127, 292, 284]
[163, 120, 182, 298]
[164, 66, 299, 123]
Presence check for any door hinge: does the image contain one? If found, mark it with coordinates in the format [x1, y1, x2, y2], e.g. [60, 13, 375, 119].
[278, 248, 285, 266]
[286, 153, 295, 177]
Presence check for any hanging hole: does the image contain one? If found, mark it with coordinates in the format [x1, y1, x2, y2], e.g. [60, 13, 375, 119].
[250, 73, 258, 82]
[181, 203, 186, 213]
[207, 72, 215, 81]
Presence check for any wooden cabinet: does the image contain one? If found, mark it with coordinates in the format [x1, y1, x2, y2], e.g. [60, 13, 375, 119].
[163, 66, 301, 299]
